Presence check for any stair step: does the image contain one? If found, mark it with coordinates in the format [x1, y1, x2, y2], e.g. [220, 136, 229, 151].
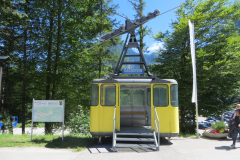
[121, 118, 147, 120]
[115, 143, 157, 148]
[116, 137, 154, 142]
[120, 111, 147, 115]
[117, 132, 153, 136]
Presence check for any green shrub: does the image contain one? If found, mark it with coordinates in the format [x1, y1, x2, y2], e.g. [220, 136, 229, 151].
[211, 121, 227, 130]
[65, 105, 90, 136]
[185, 122, 196, 134]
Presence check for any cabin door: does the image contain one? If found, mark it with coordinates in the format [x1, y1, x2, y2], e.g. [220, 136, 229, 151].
[120, 85, 151, 126]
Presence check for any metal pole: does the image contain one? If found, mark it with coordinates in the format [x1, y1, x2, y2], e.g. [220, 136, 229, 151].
[31, 99, 34, 141]
[0, 63, 2, 99]
[62, 99, 65, 142]
[158, 119, 160, 149]
[196, 101, 199, 138]
[154, 108, 155, 132]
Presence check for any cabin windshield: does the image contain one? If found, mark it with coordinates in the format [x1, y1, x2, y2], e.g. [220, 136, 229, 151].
[91, 84, 99, 106]
[171, 84, 179, 106]
[101, 84, 116, 106]
[153, 84, 169, 107]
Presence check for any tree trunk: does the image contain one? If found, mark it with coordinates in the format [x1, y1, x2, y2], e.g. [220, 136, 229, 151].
[22, 0, 29, 134]
[139, 0, 143, 53]
[52, 0, 61, 99]
[180, 105, 186, 134]
[98, 1, 103, 79]
[6, 29, 13, 134]
[45, 13, 54, 135]
[139, 0, 144, 76]
[21, 25, 27, 134]
[98, 55, 102, 79]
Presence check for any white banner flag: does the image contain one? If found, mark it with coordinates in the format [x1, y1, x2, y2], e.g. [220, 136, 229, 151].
[189, 20, 197, 103]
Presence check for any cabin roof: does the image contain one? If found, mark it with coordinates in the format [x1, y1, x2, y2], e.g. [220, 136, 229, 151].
[92, 78, 177, 84]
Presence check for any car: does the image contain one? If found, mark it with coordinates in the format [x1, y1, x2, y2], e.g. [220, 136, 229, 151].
[208, 120, 216, 125]
[198, 121, 209, 129]
[198, 123, 209, 129]
[203, 121, 211, 127]
[206, 117, 219, 122]
[224, 115, 232, 119]
[223, 117, 230, 121]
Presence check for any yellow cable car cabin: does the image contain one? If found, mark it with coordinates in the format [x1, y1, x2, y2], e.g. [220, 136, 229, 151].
[87, 10, 178, 150]
[90, 78, 179, 139]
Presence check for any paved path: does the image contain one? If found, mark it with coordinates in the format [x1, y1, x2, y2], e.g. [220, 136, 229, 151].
[1, 127, 70, 135]
[1, 136, 240, 160]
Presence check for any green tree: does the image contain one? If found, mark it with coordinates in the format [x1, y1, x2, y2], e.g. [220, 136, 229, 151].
[0, 0, 121, 135]
[0, 0, 28, 134]
[128, 0, 151, 52]
[151, 0, 240, 133]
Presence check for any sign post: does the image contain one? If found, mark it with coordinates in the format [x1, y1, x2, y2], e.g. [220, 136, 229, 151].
[31, 99, 65, 141]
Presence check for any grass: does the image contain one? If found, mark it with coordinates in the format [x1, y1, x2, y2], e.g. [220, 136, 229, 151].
[17, 123, 45, 128]
[0, 134, 94, 152]
[179, 132, 201, 138]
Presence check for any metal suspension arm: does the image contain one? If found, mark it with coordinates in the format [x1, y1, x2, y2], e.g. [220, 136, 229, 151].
[99, 9, 160, 42]
[80, 9, 160, 54]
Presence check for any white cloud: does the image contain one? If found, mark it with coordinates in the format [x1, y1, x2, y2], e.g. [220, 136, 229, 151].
[148, 42, 164, 51]
[131, 48, 139, 52]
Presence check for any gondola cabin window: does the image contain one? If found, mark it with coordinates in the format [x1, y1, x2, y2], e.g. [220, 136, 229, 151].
[91, 84, 99, 106]
[171, 84, 178, 107]
[101, 84, 116, 106]
[153, 84, 169, 107]
[120, 89, 131, 106]
[133, 89, 145, 107]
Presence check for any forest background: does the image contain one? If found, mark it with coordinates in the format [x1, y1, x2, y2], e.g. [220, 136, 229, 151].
[0, 0, 239, 135]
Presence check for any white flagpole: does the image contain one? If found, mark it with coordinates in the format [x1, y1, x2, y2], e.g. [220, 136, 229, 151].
[189, 20, 199, 138]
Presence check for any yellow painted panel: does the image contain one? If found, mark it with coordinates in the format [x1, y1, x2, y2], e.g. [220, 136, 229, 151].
[154, 107, 179, 133]
[90, 106, 99, 132]
[99, 106, 114, 132]
[151, 83, 179, 134]
[98, 83, 119, 133]
[169, 107, 179, 133]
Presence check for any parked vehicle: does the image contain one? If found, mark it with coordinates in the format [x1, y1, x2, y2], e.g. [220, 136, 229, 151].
[223, 117, 230, 122]
[198, 123, 209, 129]
[202, 121, 211, 127]
[206, 117, 220, 122]
[208, 120, 216, 125]
[224, 115, 232, 119]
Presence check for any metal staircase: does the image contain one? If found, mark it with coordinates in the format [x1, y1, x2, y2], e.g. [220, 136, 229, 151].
[113, 126, 159, 151]
[112, 106, 160, 151]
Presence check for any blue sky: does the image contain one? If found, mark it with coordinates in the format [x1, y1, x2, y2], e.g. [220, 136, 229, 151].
[110, 0, 236, 54]
[111, 0, 184, 53]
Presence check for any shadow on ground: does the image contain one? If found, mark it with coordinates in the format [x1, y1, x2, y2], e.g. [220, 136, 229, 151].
[214, 146, 237, 151]
[87, 137, 172, 153]
[31, 136, 94, 150]
[201, 136, 231, 141]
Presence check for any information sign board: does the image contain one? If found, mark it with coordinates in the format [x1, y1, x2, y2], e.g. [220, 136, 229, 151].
[31, 99, 65, 142]
[33, 100, 64, 122]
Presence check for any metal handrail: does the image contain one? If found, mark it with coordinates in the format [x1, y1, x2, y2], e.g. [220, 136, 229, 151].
[112, 106, 116, 150]
[154, 107, 160, 150]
